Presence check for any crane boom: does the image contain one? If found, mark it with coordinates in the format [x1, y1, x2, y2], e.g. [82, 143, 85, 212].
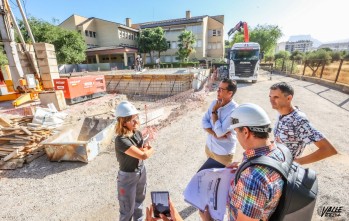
[227, 21, 249, 42]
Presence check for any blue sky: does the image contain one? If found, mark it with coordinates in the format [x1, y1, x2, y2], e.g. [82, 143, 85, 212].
[8, 0, 348, 43]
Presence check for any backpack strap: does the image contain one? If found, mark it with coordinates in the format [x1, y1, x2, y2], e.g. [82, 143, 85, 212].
[275, 142, 293, 166]
[235, 156, 290, 185]
[234, 144, 293, 186]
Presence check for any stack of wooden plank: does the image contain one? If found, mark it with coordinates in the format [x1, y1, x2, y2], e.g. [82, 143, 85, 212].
[0, 116, 53, 170]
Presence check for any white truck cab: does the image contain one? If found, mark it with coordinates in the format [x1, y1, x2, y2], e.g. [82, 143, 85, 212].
[229, 42, 261, 83]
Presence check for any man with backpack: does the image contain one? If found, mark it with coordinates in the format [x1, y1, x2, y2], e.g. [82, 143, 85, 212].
[200, 103, 318, 221]
[269, 82, 337, 164]
[200, 103, 285, 220]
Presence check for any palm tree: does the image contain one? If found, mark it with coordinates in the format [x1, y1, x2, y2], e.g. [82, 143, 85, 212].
[176, 30, 196, 62]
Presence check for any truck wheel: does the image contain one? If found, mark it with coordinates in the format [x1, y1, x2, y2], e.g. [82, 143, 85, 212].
[252, 80, 257, 83]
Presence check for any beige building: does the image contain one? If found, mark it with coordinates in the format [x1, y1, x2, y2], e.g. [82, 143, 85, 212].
[133, 11, 224, 63]
[59, 11, 224, 65]
[59, 15, 139, 67]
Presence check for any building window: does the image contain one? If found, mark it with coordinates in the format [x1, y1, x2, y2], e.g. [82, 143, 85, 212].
[93, 32, 96, 38]
[211, 29, 221, 37]
[197, 40, 202, 48]
[167, 41, 171, 48]
[85, 30, 88, 36]
[89, 31, 93, 37]
[171, 41, 177, 49]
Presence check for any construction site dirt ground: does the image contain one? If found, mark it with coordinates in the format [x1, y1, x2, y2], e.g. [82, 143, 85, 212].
[1, 71, 349, 221]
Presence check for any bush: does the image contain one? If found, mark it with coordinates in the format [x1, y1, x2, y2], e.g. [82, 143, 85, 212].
[344, 53, 349, 59]
[331, 51, 343, 61]
[274, 51, 290, 60]
[264, 54, 274, 62]
[274, 58, 298, 73]
[290, 51, 304, 61]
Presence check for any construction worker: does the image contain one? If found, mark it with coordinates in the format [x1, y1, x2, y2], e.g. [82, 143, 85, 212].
[269, 82, 337, 164]
[202, 78, 238, 166]
[200, 103, 285, 221]
[114, 101, 154, 221]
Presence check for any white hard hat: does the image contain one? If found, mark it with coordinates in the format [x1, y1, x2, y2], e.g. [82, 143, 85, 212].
[115, 101, 139, 118]
[229, 103, 271, 132]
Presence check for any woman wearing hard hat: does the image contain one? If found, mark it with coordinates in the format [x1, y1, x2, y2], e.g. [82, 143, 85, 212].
[114, 101, 154, 221]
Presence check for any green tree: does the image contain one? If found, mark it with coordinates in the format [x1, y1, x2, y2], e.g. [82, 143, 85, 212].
[250, 25, 282, 54]
[306, 49, 332, 61]
[224, 40, 231, 48]
[331, 51, 343, 61]
[137, 28, 153, 61]
[176, 30, 196, 62]
[290, 50, 304, 61]
[55, 31, 87, 64]
[0, 47, 8, 67]
[230, 24, 282, 55]
[344, 51, 349, 59]
[274, 51, 290, 71]
[137, 27, 168, 63]
[320, 47, 332, 52]
[264, 53, 274, 62]
[305, 49, 332, 76]
[153, 27, 168, 59]
[274, 51, 290, 60]
[18, 17, 86, 64]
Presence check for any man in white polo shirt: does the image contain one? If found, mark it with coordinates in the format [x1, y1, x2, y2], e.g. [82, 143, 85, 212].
[202, 78, 238, 166]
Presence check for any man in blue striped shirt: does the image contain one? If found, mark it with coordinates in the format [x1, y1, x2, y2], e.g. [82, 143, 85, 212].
[202, 79, 239, 166]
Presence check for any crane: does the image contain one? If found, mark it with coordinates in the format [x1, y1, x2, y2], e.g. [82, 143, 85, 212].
[227, 21, 249, 42]
[226, 21, 261, 83]
[0, 0, 43, 106]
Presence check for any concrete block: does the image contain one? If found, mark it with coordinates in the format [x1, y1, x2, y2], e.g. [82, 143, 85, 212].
[37, 58, 58, 67]
[24, 44, 35, 52]
[39, 90, 67, 111]
[41, 72, 60, 81]
[36, 50, 57, 59]
[39, 65, 59, 74]
[34, 43, 55, 51]
[42, 79, 55, 89]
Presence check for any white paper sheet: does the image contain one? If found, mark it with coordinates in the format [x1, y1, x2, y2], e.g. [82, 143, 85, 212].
[183, 168, 235, 221]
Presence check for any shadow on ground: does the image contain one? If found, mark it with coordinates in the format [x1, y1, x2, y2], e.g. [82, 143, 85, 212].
[273, 74, 349, 111]
[179, 206, 198, 220]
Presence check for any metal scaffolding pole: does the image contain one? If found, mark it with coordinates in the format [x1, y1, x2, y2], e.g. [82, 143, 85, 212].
[16, 0, 35, 43]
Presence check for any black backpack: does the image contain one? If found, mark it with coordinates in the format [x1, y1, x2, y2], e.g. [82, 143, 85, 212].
[235, 144, 318, 221]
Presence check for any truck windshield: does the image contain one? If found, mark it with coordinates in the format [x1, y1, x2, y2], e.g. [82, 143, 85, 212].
[230, 49, 260, 61]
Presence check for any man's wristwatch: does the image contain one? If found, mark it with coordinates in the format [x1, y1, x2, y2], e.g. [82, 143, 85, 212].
[212, 111, 218, 115]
